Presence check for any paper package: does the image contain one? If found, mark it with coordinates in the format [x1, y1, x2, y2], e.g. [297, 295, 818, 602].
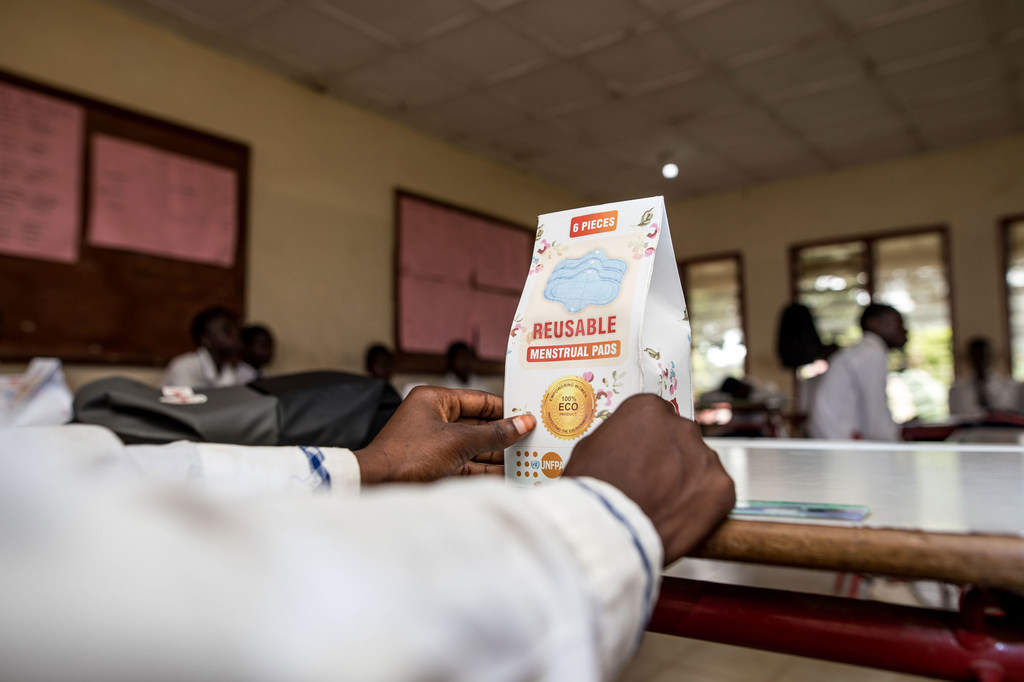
[504, 196, 692, 485]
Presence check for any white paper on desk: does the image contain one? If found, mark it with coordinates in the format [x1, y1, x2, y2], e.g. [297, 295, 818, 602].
[0, 358, 73, 428]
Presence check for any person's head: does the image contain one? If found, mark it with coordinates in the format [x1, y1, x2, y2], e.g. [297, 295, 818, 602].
[860, 303, 907, 350]
[967, 337, 992, 376]
[190, 306, 243, 360]
[365, 344, 395, 380]
[241, 324, 275, 369]
[446, 341, 474, 383]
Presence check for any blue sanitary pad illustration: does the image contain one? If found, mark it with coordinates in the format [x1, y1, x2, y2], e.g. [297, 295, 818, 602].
[544, 249, 628, 313]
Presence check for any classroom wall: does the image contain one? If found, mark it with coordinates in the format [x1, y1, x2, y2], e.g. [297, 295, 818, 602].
[667, 134, 1024, 394]
[0, 0, 582, 389]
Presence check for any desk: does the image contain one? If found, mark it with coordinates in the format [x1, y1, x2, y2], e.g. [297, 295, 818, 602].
[650, 438, 1024, 681]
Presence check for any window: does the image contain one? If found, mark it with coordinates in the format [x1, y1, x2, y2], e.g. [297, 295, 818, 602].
[791, 228, 954, 421]
[1003, 216, 1024, 378]
[678, 254, 747, 396]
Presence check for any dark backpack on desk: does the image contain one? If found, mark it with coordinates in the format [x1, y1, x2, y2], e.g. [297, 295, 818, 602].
[74, 371, 400, 449]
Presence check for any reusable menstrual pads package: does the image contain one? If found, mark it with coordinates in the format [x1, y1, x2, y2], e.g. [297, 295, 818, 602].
[504, 196, 692, 485]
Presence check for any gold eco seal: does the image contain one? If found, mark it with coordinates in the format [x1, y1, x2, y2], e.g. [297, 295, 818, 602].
[541, 376, 596, 440]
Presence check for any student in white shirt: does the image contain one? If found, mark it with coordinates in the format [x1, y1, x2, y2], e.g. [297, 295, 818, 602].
[809, 303, 908, 441]
[949, 337, 1023, 418]
[0, 387, 735, 681]
[162, 306, 259, 388]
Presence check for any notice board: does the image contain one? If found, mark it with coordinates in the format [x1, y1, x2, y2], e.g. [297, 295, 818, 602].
[0, 70, 249, 365]
[395, 190, 533, 372]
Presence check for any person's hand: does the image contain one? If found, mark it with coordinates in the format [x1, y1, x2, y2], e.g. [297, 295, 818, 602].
[563, 394, 735, 565]
[354, 386, 536, 484]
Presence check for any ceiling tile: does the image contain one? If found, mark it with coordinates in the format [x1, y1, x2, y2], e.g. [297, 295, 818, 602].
[731, 42, 864, 98]
[531, 147, 624, 179]
[336, 52, 466, 107]
[315, 0, 480, 43]
[1002, 37, 1024, 74]
[818, 0, 947, 26]
[605, 127, 703, 164]
[642, 75, 747, 122]
[854, 1, 989, 68]
[554, 96, 667, 143]
[685, 108, 806, 161]
[581, 29, 702, 93]
[674, 0, 830, 64]
[923, 114, 1016, 149]
[416, 91, 527, 135]
[882, 49, 1006, 106]
[772, 80, 891, 131]
[497, 0, 647, 54]
[237, 3, 387, 70]
[739, 150, 828, 179]
[488, 119, 580, 159]
[805, 112, 907, 148]
[150, 0, 280, 27]
[823, 131, 918, 166]
[487, 62, 606, 113]
[418, 17, 549, 82]
[993, 0, 1024, 34]
[907, 86, 1010, 132]
[636, 0, 738, 18]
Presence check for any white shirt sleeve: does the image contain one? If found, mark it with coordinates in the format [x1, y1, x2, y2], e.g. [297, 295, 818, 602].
[0, 426, 661, 682]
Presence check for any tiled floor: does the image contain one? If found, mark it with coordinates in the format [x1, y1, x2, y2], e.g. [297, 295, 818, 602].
[618, 559, 940, 682]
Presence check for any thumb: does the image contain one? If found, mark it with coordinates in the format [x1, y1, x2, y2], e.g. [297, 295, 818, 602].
[453, 414, 536, 459]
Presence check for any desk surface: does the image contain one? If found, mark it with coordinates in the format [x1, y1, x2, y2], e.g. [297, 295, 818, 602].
[697, 438, 1024, 590]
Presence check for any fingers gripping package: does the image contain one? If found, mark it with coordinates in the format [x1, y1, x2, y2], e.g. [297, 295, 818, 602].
[504, 196, 692, 486]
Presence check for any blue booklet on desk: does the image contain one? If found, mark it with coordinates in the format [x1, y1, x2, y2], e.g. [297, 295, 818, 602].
[732, 500, 870, 522]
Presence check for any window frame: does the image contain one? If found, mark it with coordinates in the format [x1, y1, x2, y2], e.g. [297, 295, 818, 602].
[788, 223, 957, 373]
[1000, 214, 1024, 376]
[677, 251, 750, 384]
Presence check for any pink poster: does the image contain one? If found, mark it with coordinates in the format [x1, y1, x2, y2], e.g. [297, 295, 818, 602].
[474, 290, 521, 361]
[0, 82, 84, 263]
[88, 135, 238, 267]
[397, 195, 474, 284]
[399, 277, 474, 355]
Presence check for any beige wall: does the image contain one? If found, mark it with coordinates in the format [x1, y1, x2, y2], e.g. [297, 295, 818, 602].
[2, 1, 1023, 398]
[667, 136, 1024, 393]
[0, 0, 582, 388]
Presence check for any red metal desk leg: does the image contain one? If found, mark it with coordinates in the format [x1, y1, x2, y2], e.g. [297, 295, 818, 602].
[648, 578, 1024, 681]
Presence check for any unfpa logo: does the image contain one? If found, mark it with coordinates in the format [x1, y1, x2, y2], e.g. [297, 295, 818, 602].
[540, 452, 563, 479]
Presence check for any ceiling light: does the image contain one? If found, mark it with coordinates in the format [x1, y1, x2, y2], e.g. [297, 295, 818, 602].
[661, 163, 679, 179]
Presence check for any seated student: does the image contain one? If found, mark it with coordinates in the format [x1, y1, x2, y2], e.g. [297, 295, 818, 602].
[949, 337, 1023, 418]
[364, 343, 395, 382]
[240, 324, 275, 378]
[162, 306, 258, 388]
[809, 303, 907, 441]
[438, 340, 490, 391]
[0, 389, 735, 681]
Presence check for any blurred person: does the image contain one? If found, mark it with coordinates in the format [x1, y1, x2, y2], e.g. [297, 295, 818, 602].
[162, 306, 257, 388]
[240, 324, 275, 378]
[949, 337, 1022, 418]
[365, 343, 395, 382]
[809, 303, 908, 441]
[439, 340, 489, 391]
[0, 389, 734, 681]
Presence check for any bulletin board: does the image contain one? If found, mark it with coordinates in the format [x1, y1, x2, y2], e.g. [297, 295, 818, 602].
[395, 190, 533, 372]
[0, 69, 249, 365]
